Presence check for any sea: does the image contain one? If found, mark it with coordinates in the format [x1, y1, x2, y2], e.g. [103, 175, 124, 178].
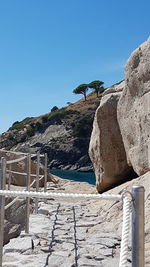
[49, 169, 96, 185]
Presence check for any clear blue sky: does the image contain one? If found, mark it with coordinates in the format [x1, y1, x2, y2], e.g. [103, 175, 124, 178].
[0, 0, 150, 133]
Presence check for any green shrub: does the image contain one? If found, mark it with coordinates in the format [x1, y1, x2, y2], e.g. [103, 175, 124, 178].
[48, 108, 68, 123]
[9, 122, 24, 131]
[71, 116, 93, 138]
[22, 117, 33, 124]
[35, 122, 43, 132]
[9, 117, 33, 131]
[42, 116, 48, 123]
[12, 121, 19, 126]
[51, 106, 59, 112]
[26, 127, 35, 137]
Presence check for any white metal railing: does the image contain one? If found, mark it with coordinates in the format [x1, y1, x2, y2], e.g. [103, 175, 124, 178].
[0, 153, 145, 267]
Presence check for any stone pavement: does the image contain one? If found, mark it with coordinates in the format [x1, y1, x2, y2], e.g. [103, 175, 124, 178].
[2, 179, 131, 267]
[2, 199, 128, 267]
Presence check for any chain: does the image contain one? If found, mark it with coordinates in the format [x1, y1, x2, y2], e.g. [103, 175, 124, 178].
[43, 203, 60, 267]
[72, 206, 78, 267]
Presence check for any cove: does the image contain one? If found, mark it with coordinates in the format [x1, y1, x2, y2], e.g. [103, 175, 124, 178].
[49, 169, 96, 185]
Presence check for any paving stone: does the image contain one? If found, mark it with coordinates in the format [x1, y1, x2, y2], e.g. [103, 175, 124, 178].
[61, 242, 75, 251]
[77, 221, 97, 227]
[52, 250, 72, 257]
[78, 258, 103, 266]
[84, 213, 98, 217]
[4, 237, 34, 254]
[101, 257, 120, 267]
[95, 248, 113, 257]
[38, 208, 50, 216]
[79, 245, 106, 256]
[94, 237, 120, 248]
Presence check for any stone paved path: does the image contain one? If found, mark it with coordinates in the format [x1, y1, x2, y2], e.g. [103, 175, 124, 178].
[2, 179, 131, 267]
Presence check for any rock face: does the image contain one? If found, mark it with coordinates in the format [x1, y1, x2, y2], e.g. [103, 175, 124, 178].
[4, 198, 26, 244]
[90, 38, 150, 192]
[118, 37, 150, 176]
[89, 81, 133, 192]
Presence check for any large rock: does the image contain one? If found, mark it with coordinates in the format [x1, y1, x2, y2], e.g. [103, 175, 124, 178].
[117, 37, 150, 176]
[89, 81, 133, 192]
[4, 198, 26, 244]
[4, 220, 21, 245]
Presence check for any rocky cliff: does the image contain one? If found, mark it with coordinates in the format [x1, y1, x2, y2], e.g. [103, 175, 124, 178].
[89, 37, 150, 192]
[0, 94, 101, 171]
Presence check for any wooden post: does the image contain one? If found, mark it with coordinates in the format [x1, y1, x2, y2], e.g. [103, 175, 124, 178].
[44, 153, 47, 193]
[25, 154, 31, 234]
[44, 153, 47, 203]
[0, 157, 6, 266]
[8, 164, 11, 190]
[35, 152, 40, 214]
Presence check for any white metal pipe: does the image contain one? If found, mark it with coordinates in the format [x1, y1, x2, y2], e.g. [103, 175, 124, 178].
[132, 186, 145, 267]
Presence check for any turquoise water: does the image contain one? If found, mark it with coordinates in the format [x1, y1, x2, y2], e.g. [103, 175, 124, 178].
[49, 169, 96, 185]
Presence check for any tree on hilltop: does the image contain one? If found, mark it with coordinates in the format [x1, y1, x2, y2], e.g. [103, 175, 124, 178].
[51, 106, 58, 112]
[73, 84, 88, 101]
[88, 80, 104, 97]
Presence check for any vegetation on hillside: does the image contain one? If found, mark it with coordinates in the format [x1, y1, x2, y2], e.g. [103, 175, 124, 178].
[73, 80, 105, 100]
[8, 79, 124, 140]
[9, 117, 33, 131]
[88, 80, 104, 97]
[1, 79, 124, 166]
[73, 84, 89, 101]
[7, 89, 101, 146]
[71, 115, 94, 138]
[9, 108, 77, 134]
[7, 79, 123, 146]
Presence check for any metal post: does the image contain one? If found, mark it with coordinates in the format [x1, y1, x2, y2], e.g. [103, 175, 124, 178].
[44, 153, 47, 193]
[132, 185, 145, 267]
[0, 157, 6, 267]
[25, 154, 31, 234]
[8, 164, 11, 190]
[35, 152, 40, 214]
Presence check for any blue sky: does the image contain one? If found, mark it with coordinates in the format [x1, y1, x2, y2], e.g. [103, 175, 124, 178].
[0, 0, 150, 133]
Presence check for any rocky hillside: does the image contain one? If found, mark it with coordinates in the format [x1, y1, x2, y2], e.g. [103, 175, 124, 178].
[0, 92, 103, 171]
